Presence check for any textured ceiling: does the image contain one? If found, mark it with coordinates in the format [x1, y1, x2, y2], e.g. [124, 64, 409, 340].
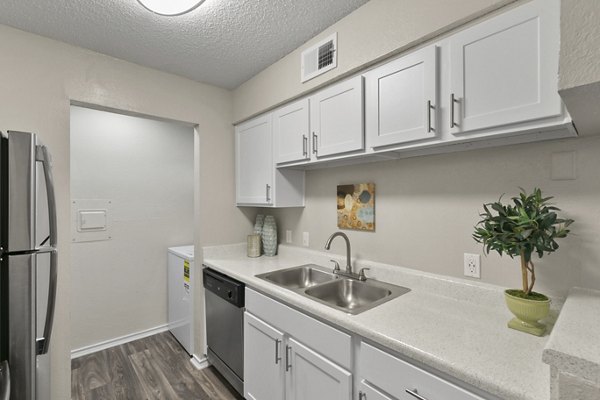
[0, 0, 369, 89]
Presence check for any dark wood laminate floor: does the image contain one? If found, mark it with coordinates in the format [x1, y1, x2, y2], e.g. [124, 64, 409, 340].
[71, 332, 243, 400]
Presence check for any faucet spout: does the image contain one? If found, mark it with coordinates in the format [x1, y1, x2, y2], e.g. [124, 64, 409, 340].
[324, 231, 352, 273]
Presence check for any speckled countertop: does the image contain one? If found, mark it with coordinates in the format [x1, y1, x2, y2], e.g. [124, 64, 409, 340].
[542, 287, 600, 384]
[203, 244, 559, 400]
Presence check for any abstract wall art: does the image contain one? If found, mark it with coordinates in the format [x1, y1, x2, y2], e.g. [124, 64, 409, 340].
[337, 183, 375, 231]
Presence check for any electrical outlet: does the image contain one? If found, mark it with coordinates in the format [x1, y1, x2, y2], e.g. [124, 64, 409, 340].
[464, 253, 481, 278]
[302, 232, 309, 247]
[286, 230, 292, 243]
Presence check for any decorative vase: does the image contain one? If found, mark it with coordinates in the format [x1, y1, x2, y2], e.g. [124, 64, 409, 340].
[254, 214, 264, 235]
[254, 214, 264, 254]
[504, 289, 550, 336]
[262, 215, 278, 257]
[247, 234, 261, 258]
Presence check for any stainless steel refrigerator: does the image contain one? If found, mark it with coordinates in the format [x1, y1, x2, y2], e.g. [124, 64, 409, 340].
[0, 131, 58, 400]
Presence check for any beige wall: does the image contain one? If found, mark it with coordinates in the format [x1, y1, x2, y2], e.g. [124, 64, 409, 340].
[0, 24, 252, 399]
[233, 0, 515, 122]
[70, 106, 194, 350]
[559, 0, 600, 90]
[268, 135, 600, 298]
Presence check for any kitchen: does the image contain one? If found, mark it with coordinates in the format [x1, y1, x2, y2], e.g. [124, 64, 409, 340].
[0, 0, 599, 399]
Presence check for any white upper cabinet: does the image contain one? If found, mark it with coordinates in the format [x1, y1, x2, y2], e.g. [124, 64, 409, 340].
[274, 98, 310, 164]
[365, 45, 439, 148]
[236, 114, 305, 207]
[310, 76, 364, 158]
[236, 114, 273, 205]
[449, 0, 562, 135]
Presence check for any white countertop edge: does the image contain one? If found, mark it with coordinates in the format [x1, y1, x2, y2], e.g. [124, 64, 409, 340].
[542, 287, 600, 384]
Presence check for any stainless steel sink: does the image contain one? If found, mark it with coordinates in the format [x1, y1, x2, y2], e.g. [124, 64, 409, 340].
[305, 278, 410, 314]
[256, 265, 410, 314]
[257, 264, 336, 289]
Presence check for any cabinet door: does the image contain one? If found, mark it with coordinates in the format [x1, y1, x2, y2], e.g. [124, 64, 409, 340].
[235, 114, 273, 205]
[365, 45, 438, 148]
[244, 312, 285, 400]
[310, 76, 364, 158]
[449, 0, 561, 134]
[274, 98, 310, 164]
[286, 337, 352, 400]
[359, 381, 396, 400]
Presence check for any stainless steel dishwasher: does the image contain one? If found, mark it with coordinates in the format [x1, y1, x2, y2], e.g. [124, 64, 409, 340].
[203, 267, 245, 396]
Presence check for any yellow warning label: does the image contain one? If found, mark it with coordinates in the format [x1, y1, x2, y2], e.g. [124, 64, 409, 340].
[184, 260, 190, 283]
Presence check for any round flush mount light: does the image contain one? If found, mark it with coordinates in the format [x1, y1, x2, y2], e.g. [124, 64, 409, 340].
[137, 0, 206, 16]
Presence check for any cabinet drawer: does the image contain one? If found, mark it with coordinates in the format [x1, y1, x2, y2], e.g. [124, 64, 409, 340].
[246, 288, 352, 370]
[360, 342, 484, 400]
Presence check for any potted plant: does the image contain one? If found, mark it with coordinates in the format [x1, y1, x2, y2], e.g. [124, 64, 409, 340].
[473, 188, 573, 336]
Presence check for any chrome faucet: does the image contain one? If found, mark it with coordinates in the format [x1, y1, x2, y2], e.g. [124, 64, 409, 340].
[324, 231, 352, 273]
[324, 232, 369, 281]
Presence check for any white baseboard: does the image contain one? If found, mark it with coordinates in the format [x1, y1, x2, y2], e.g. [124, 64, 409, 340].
[190, 354, 210, 370]
[71, 324, 169, 359]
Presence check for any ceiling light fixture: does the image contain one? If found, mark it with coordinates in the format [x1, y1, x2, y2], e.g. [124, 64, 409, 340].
[137, 0, 206, 16]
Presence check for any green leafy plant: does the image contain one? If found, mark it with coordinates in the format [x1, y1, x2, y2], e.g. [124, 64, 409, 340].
[473, 188, 573, 298]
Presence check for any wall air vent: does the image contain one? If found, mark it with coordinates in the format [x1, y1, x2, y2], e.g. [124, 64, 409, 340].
[301, 33, 337, 83]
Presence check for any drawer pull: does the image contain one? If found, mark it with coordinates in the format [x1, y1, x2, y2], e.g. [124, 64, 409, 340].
[406, 388, 428, 400]
[285, 345, 292, 371]
[302, 134, 308, 157]
[450, 93, 459, 129]
[275, 339, 281, 364]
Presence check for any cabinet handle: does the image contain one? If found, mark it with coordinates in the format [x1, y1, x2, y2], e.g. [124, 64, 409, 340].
[405, 388, 428, 400]
[302, 134, 308, 157]
[285, 345, 292, 371]
[312, 132, 318, 155]
[450, 93, 458, 129]
[275, 339, 281, 364]
[266, 184, 271, 202]
[427, 100, 434, 133]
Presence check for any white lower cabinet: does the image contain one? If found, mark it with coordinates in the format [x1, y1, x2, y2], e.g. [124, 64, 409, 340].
[359, 342, 484, 400]
[358, 381, 395, 400]
[244, 288, 352, 400]
[286, 337, 352, 400]
[244, 312, 285, 400]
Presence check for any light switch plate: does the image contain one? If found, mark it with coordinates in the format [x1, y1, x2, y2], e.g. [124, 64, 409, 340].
[302, 232, 309, 247]
[286, 230, 292, 243]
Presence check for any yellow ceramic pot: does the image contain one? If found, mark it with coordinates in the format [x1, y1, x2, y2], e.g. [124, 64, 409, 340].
[504, 290, 550, 336]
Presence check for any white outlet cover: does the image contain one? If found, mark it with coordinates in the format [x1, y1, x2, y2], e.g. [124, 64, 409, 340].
[286, 230, 292, 243]
[302, 232, 309, 247]
[464, 253, 481, 279]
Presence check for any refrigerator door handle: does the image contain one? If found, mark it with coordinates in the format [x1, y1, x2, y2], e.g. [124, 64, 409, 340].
[0, 361, 9, 400]
[36, 250, 57, 355]
[35, 145, 57, 248]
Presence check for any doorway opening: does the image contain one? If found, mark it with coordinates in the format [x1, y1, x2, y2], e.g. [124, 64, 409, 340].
[69, 105, 195, 358]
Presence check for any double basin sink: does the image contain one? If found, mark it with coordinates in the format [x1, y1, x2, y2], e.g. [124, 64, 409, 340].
[256, 264, 410, 315]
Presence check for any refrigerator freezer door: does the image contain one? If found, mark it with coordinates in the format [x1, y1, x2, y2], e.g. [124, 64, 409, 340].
[7, 132, 36, 252]
[8, 253, 36, 400]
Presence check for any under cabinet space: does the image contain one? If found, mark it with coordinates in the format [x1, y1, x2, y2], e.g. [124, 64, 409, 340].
[365, 45, 439, 149]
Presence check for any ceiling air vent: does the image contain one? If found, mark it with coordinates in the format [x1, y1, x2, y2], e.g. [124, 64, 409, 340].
[301, 33, 337, 83]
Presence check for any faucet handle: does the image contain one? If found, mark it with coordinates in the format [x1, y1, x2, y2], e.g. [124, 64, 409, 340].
[330, 259, 340, 273]
[358, 267, 370, 281]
